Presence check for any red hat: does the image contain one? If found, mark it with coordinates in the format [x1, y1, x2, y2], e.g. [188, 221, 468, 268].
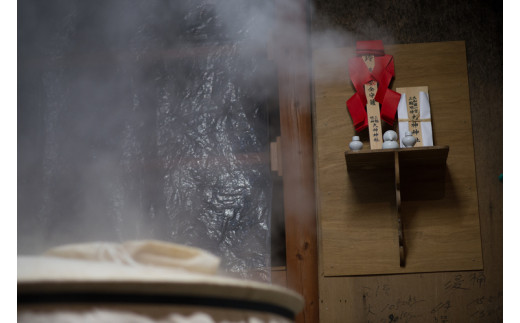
[356, 40, 385, 56]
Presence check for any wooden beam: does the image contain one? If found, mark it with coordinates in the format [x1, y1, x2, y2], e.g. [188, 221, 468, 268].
[273, 0, 319, 322]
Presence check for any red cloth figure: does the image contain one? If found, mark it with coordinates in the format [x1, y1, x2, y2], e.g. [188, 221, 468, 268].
[346, 40, 401, 132]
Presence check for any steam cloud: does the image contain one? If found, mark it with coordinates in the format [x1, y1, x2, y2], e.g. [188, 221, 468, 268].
[18, 0, 359, 281]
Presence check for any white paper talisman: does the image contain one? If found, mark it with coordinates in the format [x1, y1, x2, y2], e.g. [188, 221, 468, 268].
[396, 86, 433, 147]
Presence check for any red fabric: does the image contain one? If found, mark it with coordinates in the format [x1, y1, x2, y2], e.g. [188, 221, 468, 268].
[346, 41, 400, 131]
[355, 40, 385, 56]
[346, 92, 368, 131]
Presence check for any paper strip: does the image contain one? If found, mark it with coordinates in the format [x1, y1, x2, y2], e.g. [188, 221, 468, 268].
[396, 87, 434, 147]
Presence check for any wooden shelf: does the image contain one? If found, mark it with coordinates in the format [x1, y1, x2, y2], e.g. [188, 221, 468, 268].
[344, 145, 449, 266]
[345, 145, 449, 171]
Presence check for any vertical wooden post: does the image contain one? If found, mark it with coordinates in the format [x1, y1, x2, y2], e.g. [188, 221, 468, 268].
[394, 151, 405, 266]
[273, 0, 319, 322]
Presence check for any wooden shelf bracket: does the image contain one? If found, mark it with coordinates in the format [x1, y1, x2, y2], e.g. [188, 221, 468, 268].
[345, 145, 449, 266]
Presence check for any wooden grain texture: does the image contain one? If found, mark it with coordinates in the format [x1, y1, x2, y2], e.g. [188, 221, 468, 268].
[394, 151, 405, 267]
[365, 81, 383, 149]
[271, 267, 288, 288]
[313, 41, 482, 276]
[345, 146, 449, 171]
[362, 55, 383, 150]
[273, 1, 319, 322]
[319, 271, 500, 322]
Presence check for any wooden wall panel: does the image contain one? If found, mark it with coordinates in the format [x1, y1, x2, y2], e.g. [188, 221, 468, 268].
[319, 271, 501, 322]
[311, 41, 502, 322]
[313, 41, 482, 276]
